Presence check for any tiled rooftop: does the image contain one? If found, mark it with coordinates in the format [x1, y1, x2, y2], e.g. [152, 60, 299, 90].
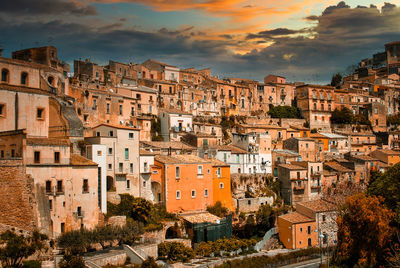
[279, 212, 314, 224]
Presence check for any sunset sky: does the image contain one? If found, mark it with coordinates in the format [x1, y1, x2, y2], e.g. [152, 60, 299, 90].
[2, 0, 400, 83]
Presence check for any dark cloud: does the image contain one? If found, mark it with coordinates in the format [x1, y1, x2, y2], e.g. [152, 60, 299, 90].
[322, 1, 350, 15]
[247, 28, 303, 39]
[305, 15, 319, 21]
[0, 1, 400, 83]
[234, 2, 400, 82]
[1, 0, 97, 16]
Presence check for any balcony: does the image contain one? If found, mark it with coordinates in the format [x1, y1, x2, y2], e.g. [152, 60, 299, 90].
[73, 211, 85, 219]
[142, 167, 151, 174]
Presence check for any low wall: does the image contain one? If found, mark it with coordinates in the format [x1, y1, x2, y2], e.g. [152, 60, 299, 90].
[164, 238, 192, 248]
[134, 243, 158, 258]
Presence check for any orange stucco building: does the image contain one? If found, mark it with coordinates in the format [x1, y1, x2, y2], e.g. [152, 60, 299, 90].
[210, 159, 234, 211]
[154, 155, 213, 213]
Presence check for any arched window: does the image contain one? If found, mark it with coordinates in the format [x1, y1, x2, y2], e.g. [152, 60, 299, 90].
[1, 69, 9, 83]
[21, 72, 28, 85]
[47, 76, 54, 86]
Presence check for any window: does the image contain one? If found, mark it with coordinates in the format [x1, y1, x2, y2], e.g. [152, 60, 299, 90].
[322, 215, 326, 222]
[205, 189, 208, 197]
[61, 223, 65, 233]
[176, 190, 181, 199]
[313, 103, 317, 110]
[130, 163, 133, 174]
[124, 148, 129, 160]
[36, 108, 44, 120]
[57, 180, 63, 193]
[49, 199, 53, 210]
[198, 165, 203, 175]
[340, 96, 344, 103]
[191, 190, 196, 198]
[11, 149, 15, 158]
[219, 182, 224, 189]
[109, 131, 113, 137]
[0, 104, 5, 117]
[119, 105, 123, 115]
[77, 206, 82, 217]
[143, 181, 146, 187]
[176, 167, 180, 178]
[1, 69, 9, 83]
[136, 93, 141, 99]
[248, 200, 251, 205]
[307, 226, 311, 234]
[45, 181, 52, 193]
[375, 107, 378, 114]
[97, 150, 102, 156]
[300, 227, 303, 232]
[47, 76, 54, 86]
[83, 179, 89, 193]
[54, 152, 60, 163]
[131, 107, 135, 116]
[169, 86, 172, 94]
[0, 150, 4, 158]
[224, 153, 227, 162]
[126, 180, 130, 189]
[106, 103, 110, 114]
[217, 167, 221, 177]
[129, 132, 134, 139]
[306, 143, 309, 149]
[108, 164, 112, 170]
[21, 72, 28, 85]
[119, 163, 123, 172]
[34, 151, 40, 163]
[108, 148, 113, 155]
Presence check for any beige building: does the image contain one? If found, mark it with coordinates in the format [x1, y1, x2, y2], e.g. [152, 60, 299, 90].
[86, 124, 140, 196]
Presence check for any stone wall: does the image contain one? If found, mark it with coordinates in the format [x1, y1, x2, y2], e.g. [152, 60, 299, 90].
[0, 160, 37, 231]
[134, 243, 158, 258]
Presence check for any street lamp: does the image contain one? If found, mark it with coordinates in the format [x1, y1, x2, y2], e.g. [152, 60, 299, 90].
[315, 229, 323, 265]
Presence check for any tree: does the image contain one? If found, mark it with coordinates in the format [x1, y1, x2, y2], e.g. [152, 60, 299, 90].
[368, 163, 400, 224]
[255, 204, 274, 236]
[336, 193, 395, 266]
[207, 201, 229, 217]
[330, 107, 353, 124]
[267, 106, 302, 119]
[330, 73, 342, 88]
[0, 230, 47, 268]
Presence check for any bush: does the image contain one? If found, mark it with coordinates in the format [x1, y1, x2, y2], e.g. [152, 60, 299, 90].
[0, 230, 48, 268]
[22, 260, 41, 268]
[158, 242, 194, 262]
[207, 201, 229, 217]
[59, 254, 86, 268]
[57, 220, 143, 253]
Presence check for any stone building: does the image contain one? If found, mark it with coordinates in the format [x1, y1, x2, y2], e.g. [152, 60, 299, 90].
[296, 84, 335, 131]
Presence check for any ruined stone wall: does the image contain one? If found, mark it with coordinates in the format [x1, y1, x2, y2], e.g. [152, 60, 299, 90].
[0, 160, 37, 231]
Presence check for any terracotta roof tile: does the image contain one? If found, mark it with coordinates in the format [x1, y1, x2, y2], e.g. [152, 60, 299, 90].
[180, 212, 221, 223]
[217, 145, 247, 154]
[141, 141, 196, 150]
[26, 138, 70, 146]
[92, 123, 139, 130]
[279, 212, 314, 224]
[155, 154, 210, 164]
[278, 164, 307, 170]
[324, 161, 352, 172]
[297, 199, 337, 212]
[70, 154, 98, 166]
[209, 158, 229, 167]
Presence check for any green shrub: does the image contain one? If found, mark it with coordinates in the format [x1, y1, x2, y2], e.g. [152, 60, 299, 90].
[158, 242, 194, 262]
[22, 260, 41, 268]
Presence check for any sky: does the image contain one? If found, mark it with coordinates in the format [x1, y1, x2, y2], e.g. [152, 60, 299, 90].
[1, 0, 400, 83]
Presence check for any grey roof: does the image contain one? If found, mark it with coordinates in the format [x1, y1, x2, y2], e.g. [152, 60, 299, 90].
[320, 133, 347, 139]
